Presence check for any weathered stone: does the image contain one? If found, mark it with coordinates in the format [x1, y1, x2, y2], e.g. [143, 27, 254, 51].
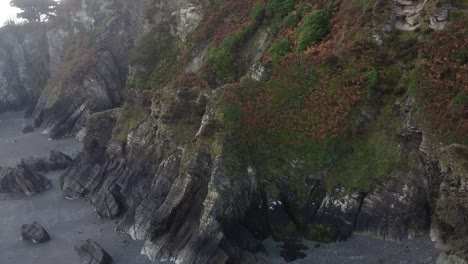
[311, 189, 364, 241]
[429, 5, 453, 31]
[393, 0, 428, 30]
[22, 151, 73, 172]
[75, 240, 113, 264]
[21, 221, 50, 243]
[21, 124, 34, 134]
[280, 249, 307, 263]
[0, 24, 49, 113]
[355, 171, 429, 240]
[0, 163, 52, 195]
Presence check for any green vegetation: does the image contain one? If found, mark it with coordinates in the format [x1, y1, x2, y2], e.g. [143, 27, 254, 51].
[269, 39, 291, 63]
[128, 28, 179, 90]
[296, 6, 332, 52]
[305, 224, 334, 242]
[327, 108, 405, 191]
[366, 67, 379, 89]
[113, 103, 146, 142]
[265, 0, 299, 33]
[271, 222, 298, 239]
[355, 0, 375, 12]
[43, 31, 100, 106]
[205, 2, 265, 84]
[452, 92, 468, 107]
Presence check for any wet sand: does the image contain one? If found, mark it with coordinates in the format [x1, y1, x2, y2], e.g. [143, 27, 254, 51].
[0, 111, 153, 264]
[0, 172, 152, 264]
[0, 111, 81, 167]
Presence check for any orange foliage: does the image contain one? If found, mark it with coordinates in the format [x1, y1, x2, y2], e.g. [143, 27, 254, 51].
[194, 0, 258, 46]
[417, 17, 468, 139]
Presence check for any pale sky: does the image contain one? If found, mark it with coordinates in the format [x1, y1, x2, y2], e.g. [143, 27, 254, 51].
[0, 0, 21, 25]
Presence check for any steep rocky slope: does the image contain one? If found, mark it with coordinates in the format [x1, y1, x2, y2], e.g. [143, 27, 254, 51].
[0, 24, 49, 113]
[1, 0, 467, 263]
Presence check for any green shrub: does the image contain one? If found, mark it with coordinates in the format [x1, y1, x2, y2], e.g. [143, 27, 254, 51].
[327, 109, 405, 191]
[282, 13, 300, 28]
[452, 92, 468, 107]
[205, 2, 267, 84]
[296, 6, 333, 52]
[383, 64, 402, 88]
[455, 48, 468, 64]
[266, 0, 299, 21]
[269, 39, 291, 63]
[206, 46, 237, 83]
[305, 224, 334, 242]
[113, 103, 146, 142]
[128, 27, 179, 90]
[366, 67, 379, 88]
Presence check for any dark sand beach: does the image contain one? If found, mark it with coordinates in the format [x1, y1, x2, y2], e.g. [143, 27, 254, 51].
[0, 111, 152, 264]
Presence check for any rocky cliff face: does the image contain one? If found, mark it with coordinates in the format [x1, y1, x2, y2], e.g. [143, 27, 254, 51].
[0, 24, 49, 113]
[1, 0, 467, 263]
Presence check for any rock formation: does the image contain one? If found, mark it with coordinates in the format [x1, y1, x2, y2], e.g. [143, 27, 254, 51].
[0, 0, 466, 263]
[75, 239, 113, 264]
[0, 163, 52, 195]
[0, 24, 49, 113]
[22, 151, 73, 172]
[21, 221, 51, 243]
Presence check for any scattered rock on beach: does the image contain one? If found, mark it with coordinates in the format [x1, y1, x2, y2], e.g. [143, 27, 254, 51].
[280, 249, 307, 262]
[21, 124, 34, 134]
[0, 163, 52, 195]
[76, 239, 113, 264]
[279, 240, 308, 262]
[21, 221, 50, 243]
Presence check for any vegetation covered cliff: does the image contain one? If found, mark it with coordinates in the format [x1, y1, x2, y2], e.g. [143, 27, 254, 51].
[0, 0, 466, 263]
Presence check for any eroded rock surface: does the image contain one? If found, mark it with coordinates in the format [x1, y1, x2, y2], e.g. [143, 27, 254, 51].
[76, 239, 113, 264]
[0, 163, 52, 195]
[21, 221, 51, 243]
[22, 151, 73, 172]
[0, 24, 49, 113]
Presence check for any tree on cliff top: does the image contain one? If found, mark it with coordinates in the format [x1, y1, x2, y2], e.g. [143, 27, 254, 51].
[10, 0, 58, 22]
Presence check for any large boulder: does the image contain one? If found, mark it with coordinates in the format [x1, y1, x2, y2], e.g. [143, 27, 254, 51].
[0, 163, 52, 195]
[75, 240, 113, 264]
[21, 221, 51, 243]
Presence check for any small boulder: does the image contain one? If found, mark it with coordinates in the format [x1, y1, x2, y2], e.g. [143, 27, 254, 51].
[21, 124, 35, 134]
[280, 249, 307, 263]
[279, 240, 308, 263]
[76, 239, 113, 264]
[21, 222, 50, 243]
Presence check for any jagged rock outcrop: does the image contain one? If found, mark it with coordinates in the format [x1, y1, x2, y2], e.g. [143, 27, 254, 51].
[22, 151, 73, 172]
[0, 24, 49, 113]
[429, 5, 453, 31]
[2, 0, 463, 263]
[0, 163, 52, 195]
[32, 48, 123, 138]
[394, 0, 428, 30]
[428, 144, 468, 264]
[29, 0, 205, 139]
[76, 239, 113, 264]
[61, 80, 268, 263]
[21, 221, 51, 243]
